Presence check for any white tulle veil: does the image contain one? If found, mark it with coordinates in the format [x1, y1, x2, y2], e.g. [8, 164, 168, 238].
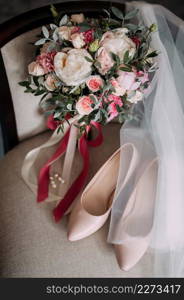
[108, 1, 184, 277]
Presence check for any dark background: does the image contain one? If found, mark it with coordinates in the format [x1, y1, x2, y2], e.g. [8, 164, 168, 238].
[0, 0, 184, 23]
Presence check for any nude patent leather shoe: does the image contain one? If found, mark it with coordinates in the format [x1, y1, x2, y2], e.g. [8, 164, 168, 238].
[67, 143, 139, 241]
[114, 158, 158, 271]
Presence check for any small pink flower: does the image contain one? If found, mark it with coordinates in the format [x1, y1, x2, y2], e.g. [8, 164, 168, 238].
[76, 94, 96, 115]
[104, 94, 123, 122]
[71, 26, 80, 34]
[108, 102, 119, 121]
[106, 94, 123, 106]
[83, 29, 94, 44]
[36, 51, 57, 74]
[86, 75, 103, 92]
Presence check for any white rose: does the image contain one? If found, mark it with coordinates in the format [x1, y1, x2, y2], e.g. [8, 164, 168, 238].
[127, 90, 143, 104]
[54, 49, 93, 86]
[71, 13, 85, 24]
[71, 33, 85, 49]
[100, 28, 136, 61]
[58, 26, 72, 41]
[28, 61, 45, 76]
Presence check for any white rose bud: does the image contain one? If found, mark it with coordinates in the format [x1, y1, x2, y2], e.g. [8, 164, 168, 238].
[71, 13, 85, 24]
[71, 33, 85, 49]
[58, 26, 72, 41]
[28, 61, 45, 76]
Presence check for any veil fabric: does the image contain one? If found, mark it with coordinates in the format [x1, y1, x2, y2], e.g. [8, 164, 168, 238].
[108, 1, 184, 277]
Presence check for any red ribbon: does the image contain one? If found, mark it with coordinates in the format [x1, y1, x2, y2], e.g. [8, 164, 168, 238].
[53, 121, 103, 222]
[37, 119, 103, 222]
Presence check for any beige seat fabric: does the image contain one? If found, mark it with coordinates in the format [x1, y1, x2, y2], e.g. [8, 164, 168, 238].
[0, 123, 152, 277]
[1, 28, 46, 141]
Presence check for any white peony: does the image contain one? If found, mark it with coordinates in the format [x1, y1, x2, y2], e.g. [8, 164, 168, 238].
[54, 49, 93, 86]
[100, 28, 136, 61]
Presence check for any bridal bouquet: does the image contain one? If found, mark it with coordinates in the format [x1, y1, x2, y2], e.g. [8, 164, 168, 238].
[20, 5, 158, 221]
[19, 5, 158, 133]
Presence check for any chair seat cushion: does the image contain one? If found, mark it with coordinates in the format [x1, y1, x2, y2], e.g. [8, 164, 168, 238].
[0, 123, 151, 277]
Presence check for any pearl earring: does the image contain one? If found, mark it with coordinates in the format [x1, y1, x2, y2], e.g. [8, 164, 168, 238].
[50, 173, 65, 188]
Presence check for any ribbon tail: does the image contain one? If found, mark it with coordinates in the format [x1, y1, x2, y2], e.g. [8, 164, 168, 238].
[37, 128, 70, 203]
[53, 135, 89, 222]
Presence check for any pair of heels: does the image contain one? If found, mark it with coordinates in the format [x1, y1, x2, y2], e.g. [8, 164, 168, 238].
[67, 143, 158, 271]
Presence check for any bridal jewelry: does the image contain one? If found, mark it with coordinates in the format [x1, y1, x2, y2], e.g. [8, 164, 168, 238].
[50, 173, 65, 188]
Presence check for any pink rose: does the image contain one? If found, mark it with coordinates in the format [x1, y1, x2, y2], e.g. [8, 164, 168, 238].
[96, 47, 114, 75]
[86, 75, 104, 92]
[76, 94, 96, 115]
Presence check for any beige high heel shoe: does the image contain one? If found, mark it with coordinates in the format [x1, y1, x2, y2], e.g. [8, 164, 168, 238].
[67, 143, 139, 241]
[114, 158, 158, 271]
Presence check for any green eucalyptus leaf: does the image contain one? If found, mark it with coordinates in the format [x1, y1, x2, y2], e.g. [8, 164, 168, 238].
[111, 6, 124, 20]
[119, 66, 132, 72]
[35, 89, 46, 96]
[33, 76, 39, 87]
[79, 22, 91, 32]
[103, 9, 111, 18]
[146, 50, 158, 58]
[124, 9, 139, 20]
[52, 29, 58, 42]
[50, 23, 58, 30]
[123, 50, 130, 64]
[59, 14, 68, 26]
[35, 38, 47, 46]
[42, 26, 49, 39]
[85, 56, 94, 63]
[125, 23, 138, 31]
[19, 81, 30, 87]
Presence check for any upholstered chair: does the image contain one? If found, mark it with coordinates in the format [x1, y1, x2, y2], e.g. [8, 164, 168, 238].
[0, 1, 151, 277]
